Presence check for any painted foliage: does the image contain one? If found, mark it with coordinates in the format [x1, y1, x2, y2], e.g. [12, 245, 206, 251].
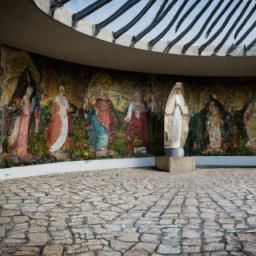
[0, 45, 256, 167]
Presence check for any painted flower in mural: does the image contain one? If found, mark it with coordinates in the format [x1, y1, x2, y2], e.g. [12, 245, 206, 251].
[124, 90, 148, 154]
[85, 92, 116, 155]
[243, 96, 256, 149]
[46, 86, 72, 157]
[10, 86, 34, 156]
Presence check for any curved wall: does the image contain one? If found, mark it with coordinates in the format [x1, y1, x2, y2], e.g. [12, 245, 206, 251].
[0, 45, 256, 168]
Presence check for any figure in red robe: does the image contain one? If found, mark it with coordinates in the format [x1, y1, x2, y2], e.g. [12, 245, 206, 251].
[11, 86, 34, 156]
[124, 90, 148, 152]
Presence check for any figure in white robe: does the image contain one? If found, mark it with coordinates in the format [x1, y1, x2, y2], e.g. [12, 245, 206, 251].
[47, 86, 72, 154]
[165, 82, 189, 156]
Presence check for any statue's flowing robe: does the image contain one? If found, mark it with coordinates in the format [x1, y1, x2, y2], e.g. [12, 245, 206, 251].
[171, 95, 183, 148]
[165, 86, 189, 149]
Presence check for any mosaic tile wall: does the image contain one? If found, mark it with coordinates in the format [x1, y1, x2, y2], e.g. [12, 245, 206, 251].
[0, 45, 255, 167]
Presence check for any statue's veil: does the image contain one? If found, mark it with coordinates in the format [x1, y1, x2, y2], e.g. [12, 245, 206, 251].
[165, 82, 185, 115]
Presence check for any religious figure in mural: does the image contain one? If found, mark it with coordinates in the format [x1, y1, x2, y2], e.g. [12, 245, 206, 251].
[206, 101, 222, 151]
[124, 90, 148, 153]
[186, 96, 231, 155]
[0, 46, 40, 107]
[10, 86, 34, 156]
[85, 91, 116, 154]
[47, 86, 72, 155]
[2, 44, 256, 169]
[243, 96, 256, 149]
[164, 82, 189, 157]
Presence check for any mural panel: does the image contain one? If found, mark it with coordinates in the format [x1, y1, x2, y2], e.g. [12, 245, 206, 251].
[0, 45, 256, 167]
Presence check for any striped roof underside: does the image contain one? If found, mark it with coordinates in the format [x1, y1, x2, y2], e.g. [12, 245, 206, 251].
[50, 0, 256, 56]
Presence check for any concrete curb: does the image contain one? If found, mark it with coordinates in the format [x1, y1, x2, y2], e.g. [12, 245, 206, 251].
[0, 157, 155, 180]
[1, 156, 255, 181]
[196, 156, 256, 167]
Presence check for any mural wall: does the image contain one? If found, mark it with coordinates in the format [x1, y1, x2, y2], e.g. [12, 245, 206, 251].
[0, 45, 256, 167]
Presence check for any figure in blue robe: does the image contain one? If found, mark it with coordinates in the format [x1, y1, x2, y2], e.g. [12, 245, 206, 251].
[87, 107, 108, 150]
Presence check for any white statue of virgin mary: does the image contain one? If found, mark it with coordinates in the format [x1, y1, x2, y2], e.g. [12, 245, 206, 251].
[164, 82, 189, 157]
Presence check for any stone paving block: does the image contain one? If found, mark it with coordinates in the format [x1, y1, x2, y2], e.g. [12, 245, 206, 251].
[157, 244, 181, 254]
[43, 245, 63, 256]
[14, 246, 41, 256]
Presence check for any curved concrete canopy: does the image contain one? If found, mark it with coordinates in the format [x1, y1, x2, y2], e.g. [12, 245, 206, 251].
[0, 0, 255, 77]
[62, 0, 256, 56]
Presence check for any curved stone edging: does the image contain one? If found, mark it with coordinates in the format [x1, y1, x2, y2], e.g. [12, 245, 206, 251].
[0, 157, 155, 180]
[196, 156, 256, 168]
[1, 156, 256, 181]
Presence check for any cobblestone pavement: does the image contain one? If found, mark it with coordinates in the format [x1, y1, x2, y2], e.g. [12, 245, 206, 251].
[0, 168, 256, 256]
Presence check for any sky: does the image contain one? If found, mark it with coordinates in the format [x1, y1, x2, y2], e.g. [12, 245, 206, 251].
[64, 0, 256, 48]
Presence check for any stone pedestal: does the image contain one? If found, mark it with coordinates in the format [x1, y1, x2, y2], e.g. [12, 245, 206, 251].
[155, 156, 196, 173]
